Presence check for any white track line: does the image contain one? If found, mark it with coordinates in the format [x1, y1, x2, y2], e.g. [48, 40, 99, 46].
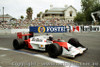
[0, 47, 79, 67]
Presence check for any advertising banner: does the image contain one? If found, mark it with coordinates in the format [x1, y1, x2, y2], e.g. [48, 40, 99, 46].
[69, 26, 80, 32]
[30, 26, 67, 33]
[91, 26, 100, 32]
[83, 26, 90, 32]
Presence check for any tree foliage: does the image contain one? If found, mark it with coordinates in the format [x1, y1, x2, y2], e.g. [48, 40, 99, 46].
[45, 9, 48, 13]
[74, 0, 100, 25]
[26, 7, 33, 20]
[81, 0, 100, 21]
[10, 18, 17, 21]
[37, 12, 42, 17]
[20, 15, 24, 20]
[74, 12, 86, 25]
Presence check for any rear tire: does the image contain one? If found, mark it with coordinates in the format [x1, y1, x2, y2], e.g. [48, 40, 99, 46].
[13, 39, 25, 50]
[47, 43, 62, 58]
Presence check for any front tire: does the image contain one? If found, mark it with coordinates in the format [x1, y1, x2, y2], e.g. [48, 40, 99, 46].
[47, 43, 62, 58]
[13, 39, 24, 50]
[68, 38, 85, 48]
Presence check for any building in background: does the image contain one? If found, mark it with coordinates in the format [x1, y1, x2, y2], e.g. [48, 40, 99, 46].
[38, 5, 77, 22]
[0, 14, 12, 22]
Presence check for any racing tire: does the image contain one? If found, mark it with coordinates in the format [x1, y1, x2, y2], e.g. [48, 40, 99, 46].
[47, 43, 62, 58]
[68, 38, 85, 48]
[13, 39, 25, 50]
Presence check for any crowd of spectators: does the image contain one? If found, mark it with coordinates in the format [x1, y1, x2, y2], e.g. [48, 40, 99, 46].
[0, 18, 75, 29]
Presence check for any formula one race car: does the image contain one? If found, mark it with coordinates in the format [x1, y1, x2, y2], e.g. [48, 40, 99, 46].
[13, 32, 87, 58]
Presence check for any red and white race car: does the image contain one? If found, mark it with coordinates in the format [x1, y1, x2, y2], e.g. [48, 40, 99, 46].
[13, 32, 87, 58]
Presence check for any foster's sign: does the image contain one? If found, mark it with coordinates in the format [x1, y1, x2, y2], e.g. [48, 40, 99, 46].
[30, 26, 67, 33]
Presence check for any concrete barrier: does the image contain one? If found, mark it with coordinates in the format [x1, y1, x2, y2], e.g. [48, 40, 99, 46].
[83, 26, 90, 32]
[0, 29, 29, 34]
[0, 25, 100, 34]
[0, 29, 11, 34]
[70, 25, 100, 32]
[91, 26, 100, 32]
[70, 26, 81, 32]
[11, 29, 29, 34]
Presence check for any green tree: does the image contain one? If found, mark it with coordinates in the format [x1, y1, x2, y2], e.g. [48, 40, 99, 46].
[10, 18, 17, 21]
[92, 3, 100, 11]
[37, 12, 42, 17]
[81, 0, 100, 22]
[74, 12, 86, 25]
[74, 0, 100, 25]
[37, 14, 40, 17]
[20, 15, 24, 20]
[45, 9, 48, 13]
[26, 7, 33, 20]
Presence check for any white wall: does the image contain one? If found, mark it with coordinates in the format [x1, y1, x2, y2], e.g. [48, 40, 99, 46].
[0, 29, 11, 34]
[91, 26, 100, 32]
[0, 29, 29, 34]
[11, 29, 29, 34]
[84, 26, 90, 32]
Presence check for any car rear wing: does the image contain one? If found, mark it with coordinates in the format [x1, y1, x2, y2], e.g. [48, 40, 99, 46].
[17, 32, 34, 40]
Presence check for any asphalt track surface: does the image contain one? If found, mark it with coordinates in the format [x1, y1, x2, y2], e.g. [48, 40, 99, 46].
[0, 32, 100, 67]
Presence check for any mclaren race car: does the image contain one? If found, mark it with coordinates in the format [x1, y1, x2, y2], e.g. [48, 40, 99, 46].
[13, 32, 87, 58]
